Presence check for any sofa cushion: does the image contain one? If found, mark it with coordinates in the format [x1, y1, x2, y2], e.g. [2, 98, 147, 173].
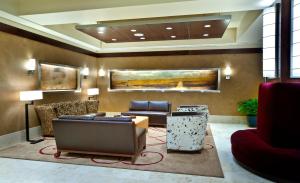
[85, 100, 99, 113]
[149, 101, 169, 112]
[73, 101, 87, 115]
[34, 105, 56, 136]
[130, 101, 149, 111]
[122, 111, 169, 116]
[58, 114, 96, 120]
[94, 116, 132, 122]
[55, 102, 77, 116]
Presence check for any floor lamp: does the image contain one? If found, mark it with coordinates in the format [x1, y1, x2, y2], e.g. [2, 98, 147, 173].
[20, 90, 44, 144]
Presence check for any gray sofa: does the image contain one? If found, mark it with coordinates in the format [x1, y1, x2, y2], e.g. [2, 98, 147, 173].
[121, 100, 171, 126]
[53, 115, 146, 163]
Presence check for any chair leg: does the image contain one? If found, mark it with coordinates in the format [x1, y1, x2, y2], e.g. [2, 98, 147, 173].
[131, 155, 137, 164]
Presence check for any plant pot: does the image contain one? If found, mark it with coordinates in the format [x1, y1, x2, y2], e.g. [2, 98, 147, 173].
[247, 116, 257, 127]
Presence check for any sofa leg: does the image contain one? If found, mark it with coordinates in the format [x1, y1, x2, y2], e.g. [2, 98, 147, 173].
[131, 156, 137, 164]
[54, 151, 61, 158]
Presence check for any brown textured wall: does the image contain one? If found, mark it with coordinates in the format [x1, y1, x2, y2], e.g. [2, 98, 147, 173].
[97, 54, 263, 115]
[0, 31, 97, 136]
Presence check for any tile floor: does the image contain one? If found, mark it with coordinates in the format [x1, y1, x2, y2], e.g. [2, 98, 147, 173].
[0, 123, 273, 183]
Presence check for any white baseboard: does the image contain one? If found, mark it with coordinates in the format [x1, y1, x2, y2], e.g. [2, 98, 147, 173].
[0, 126, 42, 149]
[208, 115, 247, 124]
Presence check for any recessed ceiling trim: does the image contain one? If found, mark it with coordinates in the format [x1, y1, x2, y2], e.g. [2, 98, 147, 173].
[0, 10, 99, 52]
[76, 15, 231, 43]
[95, 15, 231, 27]
[20, 0, 271, 26]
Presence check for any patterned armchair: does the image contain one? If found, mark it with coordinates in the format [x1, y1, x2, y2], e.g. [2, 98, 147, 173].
[166, 105, 209, 152]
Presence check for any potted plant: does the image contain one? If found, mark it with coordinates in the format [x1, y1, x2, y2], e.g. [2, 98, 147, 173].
[237, 98, 258, 127]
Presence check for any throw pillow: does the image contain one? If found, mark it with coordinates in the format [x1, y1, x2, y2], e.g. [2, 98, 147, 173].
[34, 105, 56, 136]
[86, 100, 99, 113]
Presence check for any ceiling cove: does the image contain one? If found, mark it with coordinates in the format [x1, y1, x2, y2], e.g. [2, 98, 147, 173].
[76, 15, 231, 43]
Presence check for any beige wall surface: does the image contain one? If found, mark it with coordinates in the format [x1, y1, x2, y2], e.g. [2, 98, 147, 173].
[0, 31, 97, 136]
[98, 54, 263, 115]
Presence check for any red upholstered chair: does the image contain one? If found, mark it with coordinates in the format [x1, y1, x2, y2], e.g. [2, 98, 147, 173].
[231, 82, 300, 182]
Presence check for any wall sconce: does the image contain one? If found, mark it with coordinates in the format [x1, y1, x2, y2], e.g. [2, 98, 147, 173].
[19, 90, 44, 144]
[224, 66, 232, 80]
[98, 68, 106, 77]
[25, 59, 36, 75]
[87, 88, 99, 100]
[81, 67, 89, 79]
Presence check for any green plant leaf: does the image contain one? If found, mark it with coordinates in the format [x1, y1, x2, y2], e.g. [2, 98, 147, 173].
[237, 98, 258, 116]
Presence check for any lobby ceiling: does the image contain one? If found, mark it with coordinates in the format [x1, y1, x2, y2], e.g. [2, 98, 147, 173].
[0, 0, 275, 53]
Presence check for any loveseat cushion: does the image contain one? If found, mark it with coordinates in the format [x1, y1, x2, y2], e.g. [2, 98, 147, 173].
[85, 100, 99, 113]
[149, 101, 169, 112]
[73, 101, 87, 115]
[55, 102, 78, 116]
[94, 116, 132, 122]
[129, 101, 149, 111]
[122, 111, 169, 116]
[34, 105, 57, 136]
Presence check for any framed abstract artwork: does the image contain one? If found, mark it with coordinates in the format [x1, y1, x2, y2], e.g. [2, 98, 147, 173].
[108, 69, 220, 92]
[38, 63, 81, 92]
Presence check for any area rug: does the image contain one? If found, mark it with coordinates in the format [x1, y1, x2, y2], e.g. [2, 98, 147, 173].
[0, 127, 224, 177]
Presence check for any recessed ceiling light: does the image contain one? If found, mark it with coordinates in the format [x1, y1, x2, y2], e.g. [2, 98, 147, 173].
[98, 31, 104, 34]
[134, 33, 144, 37]
[171, 35, 176, 38]
[204, 24, 211, 28]
[203, 34, 209, 37]
[140, 37, 146, 40]
[131, 29, 137, 32]
[166, 27, 173, 30]
[112, 38, 117, 41]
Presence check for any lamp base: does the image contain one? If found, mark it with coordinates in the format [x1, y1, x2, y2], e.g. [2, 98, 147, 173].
[29, 138, 44, 144]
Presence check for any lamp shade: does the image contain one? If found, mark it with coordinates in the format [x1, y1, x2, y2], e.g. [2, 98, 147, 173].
[87, 88, 99, 96]
[20, 90, 43, 101]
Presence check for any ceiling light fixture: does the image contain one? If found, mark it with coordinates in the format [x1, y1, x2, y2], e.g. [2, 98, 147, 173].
[112, 38, 117, 41]
[204, 25, 211, 28]
[134, 33, 144, 37]
[171, 35, 176, 38]
[131, 29, 137, 32]
[98, 31, 104, 34]
[140, 37, 146, 40]
[166, 27, 173, 30]
[203, 34, 209, 37]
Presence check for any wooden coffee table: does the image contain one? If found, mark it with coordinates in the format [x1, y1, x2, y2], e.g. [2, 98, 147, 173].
[133, 116, 149, 129]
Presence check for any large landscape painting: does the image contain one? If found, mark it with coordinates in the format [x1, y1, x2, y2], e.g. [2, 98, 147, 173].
[109, 69, 220, 92]
[39, 63, 79, 91]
